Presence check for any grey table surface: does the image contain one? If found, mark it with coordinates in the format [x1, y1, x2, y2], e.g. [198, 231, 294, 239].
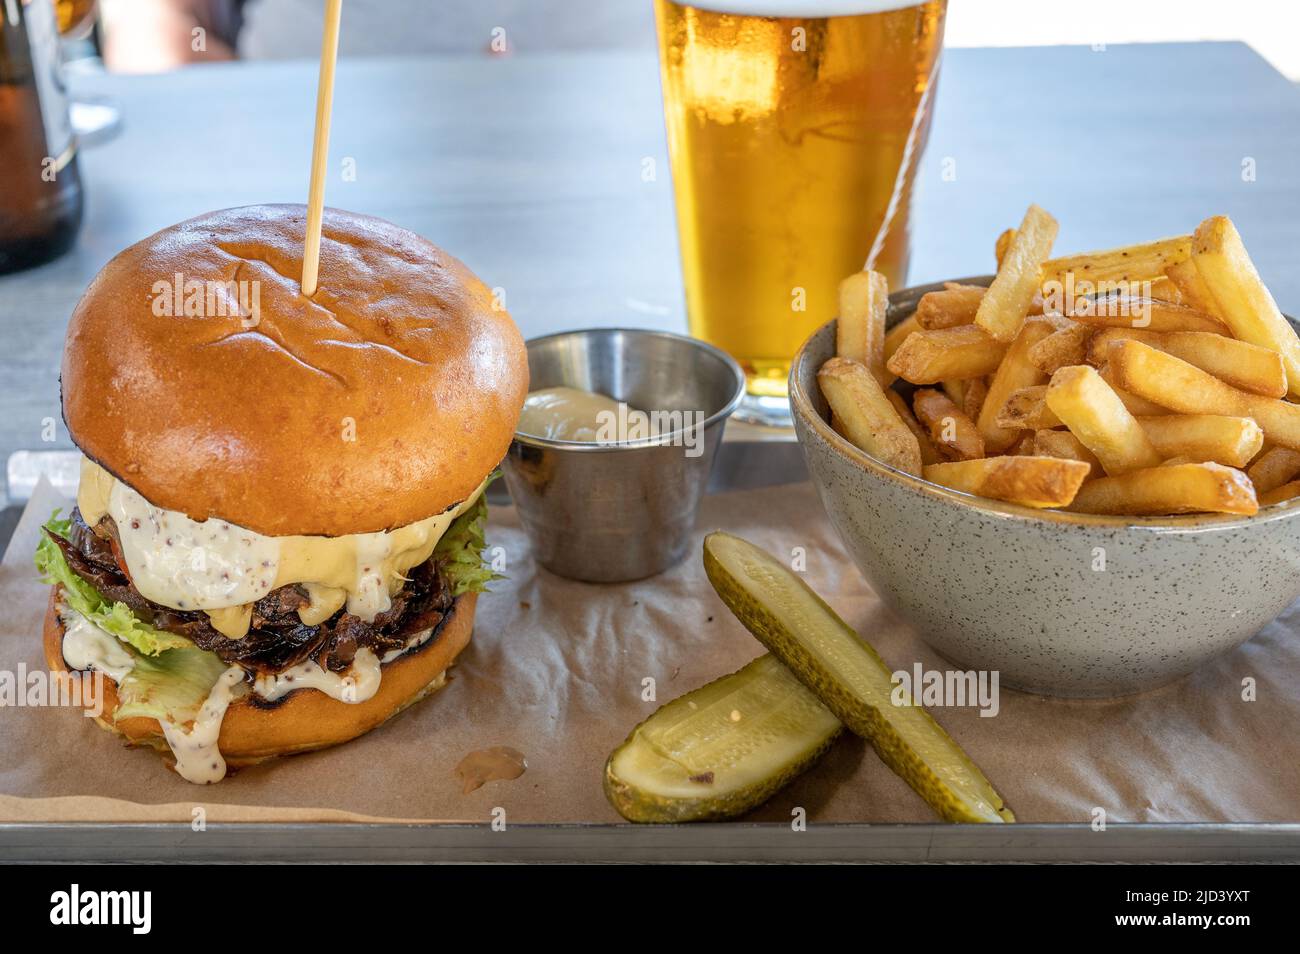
[2, 40, 1298, 477]
[2, 42, 1299, 862]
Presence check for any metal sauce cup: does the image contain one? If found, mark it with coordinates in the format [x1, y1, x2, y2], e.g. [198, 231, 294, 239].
[503, 328, 745, 582]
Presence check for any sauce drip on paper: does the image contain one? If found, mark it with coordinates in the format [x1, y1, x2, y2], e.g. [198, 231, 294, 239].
[455, 746, 527, 794]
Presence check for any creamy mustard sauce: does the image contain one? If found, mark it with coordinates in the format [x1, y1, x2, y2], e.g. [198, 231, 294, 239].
[58, 589, 447, 784]
[381, 625, 435, 664]
[58, 603, 241, 783]
[253, 648, 382, 704]
[58, 604, 427, 783]
[76, 457, 485, 637]
[58, 604, 134, 682]
[161, 666, 244, 784]
[517, 386, 657, 442]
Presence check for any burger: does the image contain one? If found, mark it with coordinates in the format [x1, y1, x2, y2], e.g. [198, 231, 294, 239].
[34, 204, 527, 783]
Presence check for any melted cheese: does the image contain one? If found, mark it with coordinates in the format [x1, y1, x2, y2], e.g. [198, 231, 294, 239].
[77, 457, 485, 636]
[207, 605, 253, 639]
[298, 583, 348, 626]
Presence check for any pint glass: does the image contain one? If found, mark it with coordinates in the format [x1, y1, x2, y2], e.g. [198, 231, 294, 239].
[654, 0, 947, 422]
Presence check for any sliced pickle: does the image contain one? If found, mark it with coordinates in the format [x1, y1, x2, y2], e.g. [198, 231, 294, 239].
[604, 654, 843, 823]
[703, 531, 1014, 824]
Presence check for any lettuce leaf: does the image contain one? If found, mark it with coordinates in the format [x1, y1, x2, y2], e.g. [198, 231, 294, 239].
[34, 510, 193, 656]
[38, 509, 228, 728]
[434, 491, 501, 596]
[113, 643, 230, 726]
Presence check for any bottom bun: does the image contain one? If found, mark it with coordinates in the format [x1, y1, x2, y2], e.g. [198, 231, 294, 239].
[44, 587, 476, 773]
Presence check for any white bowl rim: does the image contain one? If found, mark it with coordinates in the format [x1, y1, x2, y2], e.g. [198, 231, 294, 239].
[790, 276, 1300, 533]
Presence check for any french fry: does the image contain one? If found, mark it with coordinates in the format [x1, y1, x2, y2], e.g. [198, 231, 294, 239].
[1192, 215, 1300, 400]
[912, 388, 985, 461]
[1067, 462, 1258, 516]
[883, 314, 919, 365]
[1027, 321, 1093, 374]
[1032, 429, 1104, 478]
[976, 317, 1056, 452]
[1164, 258, 1220, 316]
[962, 376, 989, 421]
[819, 357, 922, 474]
[1040, 234, 1192, 290]
[915, 283, 986, 330]
[837, 270, 889, 384]
[886, 389, 942, 466]
[886, 325, 1008, 384]
[923, 456, 1089, 508]
[1065, 296, 1228, 335]
[1107, 340, 1300, 451]
[1147, 276, 1182, 303]
[827, 210, 1295, 521]
[1259, 480, 1300, 507]
[1009, 433, 1037, 455]
[975, 204, 1059, 343]
[1045, 365, 1162, 475]
[1086, 327, 1287, 398]
[1096, 362, 1171, 416]
[994, 385, 1062, 430]
[995, 228, 1016, 269]
[1247, 446, 1300, 494]
[1136, 415, 1264, 469]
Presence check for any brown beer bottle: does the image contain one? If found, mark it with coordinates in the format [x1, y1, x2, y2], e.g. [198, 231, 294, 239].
[0, 0, 83, 273]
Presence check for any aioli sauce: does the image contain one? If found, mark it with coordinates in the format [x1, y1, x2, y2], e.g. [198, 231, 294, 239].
[517, 386, 657, 443]
[58, 604, 245, 784]
[58, 604, 134, 682]
[162, 666, 244, 784]
[253, 648, 382, 704]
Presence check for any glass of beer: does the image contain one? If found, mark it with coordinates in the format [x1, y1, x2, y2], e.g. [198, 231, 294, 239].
[654, 0, 947, 424]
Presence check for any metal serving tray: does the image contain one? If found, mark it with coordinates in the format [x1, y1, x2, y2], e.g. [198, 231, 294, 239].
[3, 431, 1298, 863]
[4, 822, 1300, 863]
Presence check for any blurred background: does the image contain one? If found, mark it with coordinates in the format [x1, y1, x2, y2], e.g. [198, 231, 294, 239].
[79, 0, 1300, 76]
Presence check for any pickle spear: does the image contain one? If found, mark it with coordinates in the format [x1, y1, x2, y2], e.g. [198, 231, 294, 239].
[604, 654, 843, 823]
[703, 531, 1014, 824]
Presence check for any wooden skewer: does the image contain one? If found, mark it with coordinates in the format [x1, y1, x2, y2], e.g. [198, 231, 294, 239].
[300, 0, 344, 298]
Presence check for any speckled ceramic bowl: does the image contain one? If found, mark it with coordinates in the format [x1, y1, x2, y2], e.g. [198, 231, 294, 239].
[791, 277, 1300, 697]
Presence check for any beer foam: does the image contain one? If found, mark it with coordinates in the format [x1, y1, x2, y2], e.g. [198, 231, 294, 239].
[664, 0, 928, 16]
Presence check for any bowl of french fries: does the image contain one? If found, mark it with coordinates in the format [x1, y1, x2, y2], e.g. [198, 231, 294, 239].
[790, 205, 1300, 697]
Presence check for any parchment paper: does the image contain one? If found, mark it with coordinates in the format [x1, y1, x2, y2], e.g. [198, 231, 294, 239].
[1, 479, 1296, 824]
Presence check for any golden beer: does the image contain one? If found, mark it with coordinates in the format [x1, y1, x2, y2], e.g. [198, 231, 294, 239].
[654, 0, 946, 408]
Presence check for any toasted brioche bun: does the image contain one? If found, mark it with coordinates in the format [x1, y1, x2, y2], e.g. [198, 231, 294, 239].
[44, 587, 476, 772]
[61, 204, 527, 536]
